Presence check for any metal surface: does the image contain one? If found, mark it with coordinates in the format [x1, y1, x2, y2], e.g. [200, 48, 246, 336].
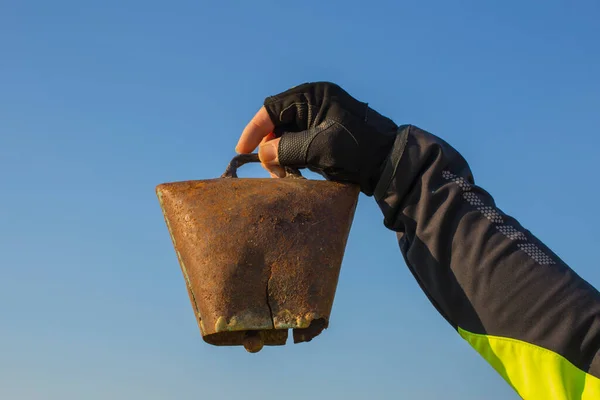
[156, 154, 360, 351]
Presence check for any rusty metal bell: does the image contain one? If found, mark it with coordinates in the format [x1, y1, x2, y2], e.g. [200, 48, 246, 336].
[156, 154, 359, 352]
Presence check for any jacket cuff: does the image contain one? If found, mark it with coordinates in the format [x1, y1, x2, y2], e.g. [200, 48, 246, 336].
[374, 125, 410, 202]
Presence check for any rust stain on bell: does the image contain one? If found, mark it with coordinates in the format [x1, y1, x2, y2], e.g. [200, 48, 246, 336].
[156, 154, 359, 351]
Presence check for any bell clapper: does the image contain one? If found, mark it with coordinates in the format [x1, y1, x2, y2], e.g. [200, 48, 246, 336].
[243, 330, 264, 353]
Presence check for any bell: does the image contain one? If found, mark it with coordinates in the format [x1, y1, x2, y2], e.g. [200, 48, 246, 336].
[156, 154, 359, 352]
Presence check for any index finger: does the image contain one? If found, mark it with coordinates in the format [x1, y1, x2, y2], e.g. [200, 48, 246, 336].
[236, 106, 275, 154]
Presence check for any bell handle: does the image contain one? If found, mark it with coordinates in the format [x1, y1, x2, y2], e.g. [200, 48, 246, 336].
[221, 153, 303, 179]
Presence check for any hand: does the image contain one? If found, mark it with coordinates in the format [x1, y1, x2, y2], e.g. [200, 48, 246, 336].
[236, 82, 398, 195]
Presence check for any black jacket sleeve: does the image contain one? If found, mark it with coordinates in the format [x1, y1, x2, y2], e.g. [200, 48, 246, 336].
[374, 125, 600, 398]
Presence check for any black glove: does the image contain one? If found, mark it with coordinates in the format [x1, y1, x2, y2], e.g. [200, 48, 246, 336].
[263, 82, 398, 195]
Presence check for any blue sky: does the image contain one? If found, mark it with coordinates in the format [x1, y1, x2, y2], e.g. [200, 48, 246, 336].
[1, 1, 599, 399]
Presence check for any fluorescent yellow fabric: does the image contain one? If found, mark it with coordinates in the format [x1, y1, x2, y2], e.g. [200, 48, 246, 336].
[458, 327, 600, 400]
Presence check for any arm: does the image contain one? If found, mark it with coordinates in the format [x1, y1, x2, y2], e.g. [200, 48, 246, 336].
[237, 81, 600, 399]
[375, 124, 600, 399]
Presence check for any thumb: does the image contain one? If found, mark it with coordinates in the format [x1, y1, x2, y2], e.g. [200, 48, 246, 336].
[258, 137, 280, 165]
[258, 137, 286, 178]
